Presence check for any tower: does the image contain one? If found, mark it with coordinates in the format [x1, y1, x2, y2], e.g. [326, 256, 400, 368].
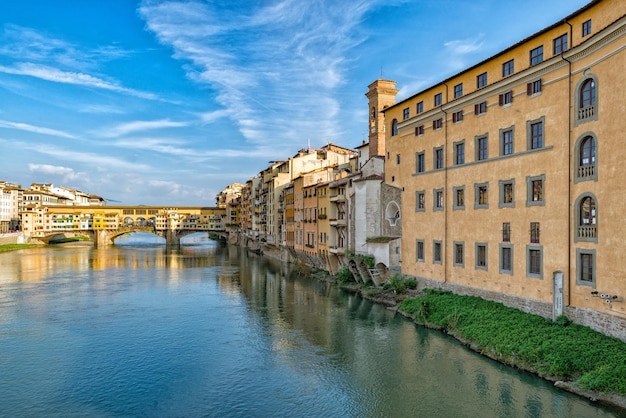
[365, 79, 398, 157]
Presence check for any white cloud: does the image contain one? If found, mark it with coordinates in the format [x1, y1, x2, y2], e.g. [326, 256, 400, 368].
[443, 34, 486, 71]
[101, 119, 189, 138]
[0, 119, 76, 139]
[0, 62, 158, 100]
[28, 163, 84, 182]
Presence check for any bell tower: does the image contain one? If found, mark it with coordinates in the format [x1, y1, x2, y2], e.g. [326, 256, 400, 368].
[365, 79, 398, 157]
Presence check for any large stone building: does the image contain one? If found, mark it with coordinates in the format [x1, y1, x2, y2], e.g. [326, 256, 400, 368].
[380, 0, 626, 337]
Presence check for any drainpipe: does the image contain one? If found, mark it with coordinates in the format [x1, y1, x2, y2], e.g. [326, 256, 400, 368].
[442, 82, 449, 283]
[561, 19, 573, 307]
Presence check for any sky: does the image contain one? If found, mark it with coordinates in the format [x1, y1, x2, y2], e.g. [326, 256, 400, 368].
[0, 0, 590, 206]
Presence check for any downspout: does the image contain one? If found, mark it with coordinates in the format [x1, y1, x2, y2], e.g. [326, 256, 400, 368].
[562, 19, 573, 307]
[442, 82, 449, 283]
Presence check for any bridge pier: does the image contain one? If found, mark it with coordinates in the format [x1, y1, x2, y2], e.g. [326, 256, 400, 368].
[165, 229, 180, 247]
[94, 230, 113, 247]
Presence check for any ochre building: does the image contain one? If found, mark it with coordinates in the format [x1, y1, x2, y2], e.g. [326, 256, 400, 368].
[378, 0, 626, 331]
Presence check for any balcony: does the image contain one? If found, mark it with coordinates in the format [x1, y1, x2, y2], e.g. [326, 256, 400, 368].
[577, 225, 597, 240]
[329, 246, 345, 255]
[330, 195, 346, 203]
[329, 218, 346, 227]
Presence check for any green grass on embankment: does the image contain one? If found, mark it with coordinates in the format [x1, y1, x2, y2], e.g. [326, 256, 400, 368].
[399, 289, 626, 396]
[0, 244, 39, 252]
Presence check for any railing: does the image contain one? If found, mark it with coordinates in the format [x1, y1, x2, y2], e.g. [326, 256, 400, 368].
[578, 105, 595, 121]
[577, 164, 595, 179]
[577, 225, 597, 239]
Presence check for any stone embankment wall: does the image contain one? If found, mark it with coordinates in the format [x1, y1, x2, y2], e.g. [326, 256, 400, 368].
[416, 276, 626, 343]
[0, 233, 26, 245]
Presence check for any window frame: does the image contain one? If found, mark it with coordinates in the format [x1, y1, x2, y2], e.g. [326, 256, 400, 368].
[502, 222, 511, 242]
[477, 72, 487, 89]
[474, 182, 489, 209]
[502, 59, 514, 77]
[582, 19, 592, 37]
[475, 134, 488, 161]
[498, 179, 515, 208]
[526, 174, 545, 207]
[454, 140, 465, 166]
[499, 91, 513, 106]
[527, 79, 542, 96]
[452, 110, 463, 123]
[574, 75, 598, 126]
[574, 133, 597, 183]
[526, 245, 543, 279]
[454, 83, 463, 98]
[416, 239, 425, 262]
[530, 45, 543, 66]
[475, 242, 488, 271]
[454, 241, 465, 267]
[391, 118, 398, 136]
[453, 185, 465, 210]
[576, 248, 596, 287]
[415, 124, 424, 136]
[403, 107, 410, 120]
[499, 126, 514, 156]
[434, 147, 444, 170]
[500, 244, 513, 275]
[416, 101, 424, 114]
[415, 190, 426, 212]
[526, 116, 545, 150]
[433, 240, 443, 264]
[434, 93, 442, 106]
[433, 118, 443, 130]
[530, 222, 541, 244]
[416, 151, 426, 173]
[574, 192, 598, 243]
[553, 33, 568, 55]
[475, 101, 487, 115]
[433, 188, 444, 211]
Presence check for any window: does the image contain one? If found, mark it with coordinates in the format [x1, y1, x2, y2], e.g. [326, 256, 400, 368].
[454, 242, 464, 267]
[416, 152, 425, 173]
[454, 141, 465, 165]
[415, 125, 424, 136]
[475, 243, 488, 270]
[553, 34, 568, 55]
[454, 83, 463, 98]
[500, 244, 513, 275]
[526, 246, 543, 279]
[499, 179, 515, 208]
[575, 193, 597, 242]
[527, 117, 544, 150]
[500, 127, 514, 156]
[434, 189, 444, 211]
[453, 186, 465, 210]
[530, 222, 541, 244]
[576, 77, 597, 125]
[416, 240, 425, 262]
[530, 46, 543, 66]
[416, 101, 424, 114]
[403, 107, 410, 120]
[396, 154, 401, 164]
[575, 134, 597, 182]
[475, 101, 487, 115]
[582, 19, 592, 37]
[474, 182, 489, 209]
[527, 79, 542, 95]
[391, 119, 398, 136]
[434, 147, 444, 169]
[416, 191, 425, 212]
[502, 59, 514, 77]
[499, 91, 513, 106]
[434, 93, 442, 106]
[502, 222, 511, 242]
[576, 249, 595, 286]
[526, 174, 545, 206]
[433, 241, 442, 264]
[477, 72, 487, 89]
[452, 110, 463, 123]
[476, 135, 488, 161]
[433, 118, 443, 130]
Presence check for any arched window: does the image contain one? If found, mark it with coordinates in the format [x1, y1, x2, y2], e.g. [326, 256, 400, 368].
[385, 201, 401, 226]
[391, 119, 398, 136]
[575, 75, 598, 125]
[371, 107, 376, 120]
[574, 133, 597, 182]
[580, 79, 596, 108]
[574, 193, 597, 242]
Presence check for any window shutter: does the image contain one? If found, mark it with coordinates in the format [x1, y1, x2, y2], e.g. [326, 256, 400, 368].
[474, 104, 479, 114]
[432, 120, 436, 129]
[527, 83, 532, 95]
[452, 112, 457, 123]
[537, 79, 542, 92]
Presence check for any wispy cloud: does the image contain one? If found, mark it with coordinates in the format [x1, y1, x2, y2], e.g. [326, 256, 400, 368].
[0, 62, 158, 100]
[101, 119, 189, 138]
[139, 0, 376, 147]
[0, 119, 76, 139]
[28, 163, 84, 182]
[443, 34, 486, 71]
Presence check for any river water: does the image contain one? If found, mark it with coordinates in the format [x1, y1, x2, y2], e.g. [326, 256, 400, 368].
[0, 242, 622, 417]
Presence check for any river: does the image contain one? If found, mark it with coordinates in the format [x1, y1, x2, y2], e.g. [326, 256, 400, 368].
[0, 241, 622, 417]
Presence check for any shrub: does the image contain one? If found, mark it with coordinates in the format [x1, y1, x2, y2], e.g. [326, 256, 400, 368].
[335, 265, 353, 283]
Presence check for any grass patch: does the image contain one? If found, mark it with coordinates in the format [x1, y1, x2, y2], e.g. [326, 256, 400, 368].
[50, 236, 91, 244]
[399, 289, 626, 396]
[0, 244, 39, 252]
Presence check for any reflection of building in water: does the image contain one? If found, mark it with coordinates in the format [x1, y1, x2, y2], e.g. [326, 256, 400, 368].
[0, 247, 91, 283]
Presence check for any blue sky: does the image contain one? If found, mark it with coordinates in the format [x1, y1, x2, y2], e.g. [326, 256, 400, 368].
[0, 0, 589, 206]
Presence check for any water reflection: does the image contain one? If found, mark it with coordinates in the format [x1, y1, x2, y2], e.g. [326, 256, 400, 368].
[0, 244, 622, 417]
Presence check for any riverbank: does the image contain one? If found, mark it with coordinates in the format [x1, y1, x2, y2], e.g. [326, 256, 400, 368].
[328, 277, 626, 414]
[0, 243, 40, 253]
